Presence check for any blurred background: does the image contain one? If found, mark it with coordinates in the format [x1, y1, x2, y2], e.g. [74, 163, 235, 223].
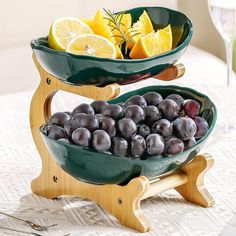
[0, 0, 235, 94]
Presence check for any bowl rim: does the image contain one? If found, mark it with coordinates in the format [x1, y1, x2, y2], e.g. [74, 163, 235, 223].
[31, 6, 193, 64]
[40, 85, 217, 165]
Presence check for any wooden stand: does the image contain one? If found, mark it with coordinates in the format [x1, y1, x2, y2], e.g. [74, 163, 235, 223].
[30, 54, 215, 233]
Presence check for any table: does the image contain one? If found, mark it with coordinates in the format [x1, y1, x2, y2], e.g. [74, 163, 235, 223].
[0, 78, 236, 236]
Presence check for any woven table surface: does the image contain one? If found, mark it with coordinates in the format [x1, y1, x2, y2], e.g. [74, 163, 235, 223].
[0, 77, 236, 236]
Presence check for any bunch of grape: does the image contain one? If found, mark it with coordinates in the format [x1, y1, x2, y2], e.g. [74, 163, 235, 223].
[41, 92, 209, 159]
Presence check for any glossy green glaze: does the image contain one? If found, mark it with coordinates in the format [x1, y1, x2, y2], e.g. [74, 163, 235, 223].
[40, 86, 217, 185]
[31, 7, 193, 86]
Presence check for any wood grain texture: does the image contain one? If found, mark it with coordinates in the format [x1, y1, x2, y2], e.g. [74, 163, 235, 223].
[175, 153, 215, 207]
[30, 54, 213, 233]
[153, 63, 185, 81]
[30, 53, 120, 198]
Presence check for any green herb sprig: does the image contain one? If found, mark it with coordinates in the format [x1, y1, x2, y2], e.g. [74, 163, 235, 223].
[103, 9, 140, 56]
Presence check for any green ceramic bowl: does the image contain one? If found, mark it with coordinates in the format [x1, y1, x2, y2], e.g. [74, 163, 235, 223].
[40, 86, 216, 185]
[31, 7, 193, 86]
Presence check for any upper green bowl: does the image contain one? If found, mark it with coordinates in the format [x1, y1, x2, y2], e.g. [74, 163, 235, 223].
[31, 7, 193, 86]
[40, 85, 216, 185]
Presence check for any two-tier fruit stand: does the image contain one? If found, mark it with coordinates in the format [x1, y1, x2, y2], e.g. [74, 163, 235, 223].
[30, 54, 215, 233]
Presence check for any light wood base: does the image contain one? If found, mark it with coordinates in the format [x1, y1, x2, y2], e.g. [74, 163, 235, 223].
[32, 153, 214, 233]
[30, 54, 214, 233]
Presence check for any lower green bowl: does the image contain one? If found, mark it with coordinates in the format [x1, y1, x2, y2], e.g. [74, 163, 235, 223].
[40, 85, 217, 185]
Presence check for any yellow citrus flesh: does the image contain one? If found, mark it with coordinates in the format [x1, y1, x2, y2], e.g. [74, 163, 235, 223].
[48, 17, 93, 51]
[106, 13, 132, 45]
[66, 34, 116, 59]
[81, 17, 94, 30]
[130, 25, 172, 59]
[93, 10, 123, 59]
[127, 10, 153, 49]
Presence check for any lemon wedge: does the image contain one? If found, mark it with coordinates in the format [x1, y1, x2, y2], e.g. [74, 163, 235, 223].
[48, 17, 93, 51]
[130, 25, 172, 59]
[93, 10, 123, 59]
[81, 17, 94, 30]
[66, 34, 116, 59]
[106, 13, 132, 45]
[127, 10, 153, 49]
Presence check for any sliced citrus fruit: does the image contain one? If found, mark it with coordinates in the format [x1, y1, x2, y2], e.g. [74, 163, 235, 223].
[48, 17, 93, 51]
[81, 17, 94, 31]
[130, 25, 172, 59]
[93, 10, 123, 59]
[66, 34, 116, 59]
[106, 13, 132, 45]
[127, 10, 153, 49]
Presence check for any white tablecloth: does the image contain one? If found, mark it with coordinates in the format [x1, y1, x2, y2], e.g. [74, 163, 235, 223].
[0, 78, 236, 236]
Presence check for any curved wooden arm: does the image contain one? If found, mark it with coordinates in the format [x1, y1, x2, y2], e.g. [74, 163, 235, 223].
[30, 54, 120, 196]
[31, 53, 121, 120]
[153, 64, 185, 81]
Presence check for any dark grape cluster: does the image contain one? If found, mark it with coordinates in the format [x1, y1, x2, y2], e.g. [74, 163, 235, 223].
[42, 92, 209, 159]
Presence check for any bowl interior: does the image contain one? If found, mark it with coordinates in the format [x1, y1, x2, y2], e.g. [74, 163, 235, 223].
[33, 7, 192, 55]
[40, 86, 216, 185]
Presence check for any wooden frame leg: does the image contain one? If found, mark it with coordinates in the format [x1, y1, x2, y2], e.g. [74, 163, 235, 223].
[73, 176, 152, 233]
[175, 153, 215, 207]
[30, 54, 120, 198]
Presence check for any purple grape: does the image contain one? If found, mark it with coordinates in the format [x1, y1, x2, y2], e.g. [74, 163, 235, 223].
[130, 135, 146, 158]
[173, 117, 197, 141]
[73, 113, 99, 132]
[145, 105, 161, 124]
[111, 137, 128, 157]
[124, 105, 145, 124]
[125, 95, 147, 109]
[100, 116, 116, 137]
[92, 130, 111, 152]
[48, 126, 66, 140]
[95, 113, 104, 124]
[117, 118, 137, 139]
[64, 120, 79, 139]
[117, 102, 125, 107]
[183, 99, 200, 118]
[164, 137, 184, 156]
[184, 137, 197, 150]
[138, 124, 151, 138]
[146, 134, 165, 155]
[49, 112, 70, 127]
[143, 92, 163, 106]
[90, 100, 108, 114]
[65, 111, 72, 116]
[194, 116, 209, 139]
[152, 119, 173, 138]
[102, 104, 123, 120]
[41, 122, 57, 135]
[72, 127, 91, 147]
[159, 99, 179, 121]
[166, 94, 184, 109]
[73, 113, 87, 122]
[72, 103, 94, 115]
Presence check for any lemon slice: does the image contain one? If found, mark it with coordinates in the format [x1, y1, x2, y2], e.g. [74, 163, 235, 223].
[127, 10, 154, 49]
[66, 34, 116, 59]
[93, 10, 123, 59]
[130, 25, 172, 59]
[48, 17, 93, 51]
